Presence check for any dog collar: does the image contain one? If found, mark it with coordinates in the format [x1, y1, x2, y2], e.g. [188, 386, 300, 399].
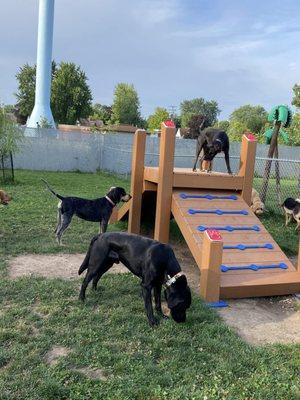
[105, 196, 116, 207]
[165, 272, 183, 288]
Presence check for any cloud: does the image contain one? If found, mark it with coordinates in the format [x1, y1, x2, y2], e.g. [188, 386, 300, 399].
[1, 0, 300, 119]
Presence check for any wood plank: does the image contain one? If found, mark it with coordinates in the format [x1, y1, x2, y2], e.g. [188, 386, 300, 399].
[154, 122, 176, 243]
[238, 134, 257, 205]
[220, 272, 300, 298]
[128, 130, 147, 234]
[173, 173, 243, 190]
[144, 167, 159, 183]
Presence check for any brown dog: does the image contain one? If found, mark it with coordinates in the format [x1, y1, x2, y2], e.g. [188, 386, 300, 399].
[251, 189, 264, 216]
[0, 190, 11, 205]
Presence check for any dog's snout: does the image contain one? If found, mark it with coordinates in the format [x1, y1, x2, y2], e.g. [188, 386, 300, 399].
[121, 194, 132, 202]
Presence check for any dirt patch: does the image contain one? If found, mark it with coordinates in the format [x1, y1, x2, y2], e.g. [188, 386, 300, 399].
[44, 346, 71, 366]
[8, 249, 300, 345]
[71, 367, 109, 381]
[9, 254, 127, 280]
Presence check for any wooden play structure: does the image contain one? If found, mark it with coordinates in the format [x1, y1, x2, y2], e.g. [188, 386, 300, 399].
[116, 121, 300, 302]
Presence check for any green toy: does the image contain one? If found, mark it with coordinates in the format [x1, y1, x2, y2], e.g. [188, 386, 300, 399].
[264, 105, 292, 144]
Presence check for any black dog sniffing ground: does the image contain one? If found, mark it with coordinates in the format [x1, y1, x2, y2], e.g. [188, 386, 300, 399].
[78, 232, 191, 326]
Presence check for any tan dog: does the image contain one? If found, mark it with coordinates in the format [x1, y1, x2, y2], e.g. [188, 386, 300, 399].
[0, 190, 12, 205]
[251, 188, 264, 215]
[201, 159, 213, 172]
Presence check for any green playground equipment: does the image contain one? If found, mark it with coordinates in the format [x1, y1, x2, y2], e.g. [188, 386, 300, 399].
[264, 105, 292, 144]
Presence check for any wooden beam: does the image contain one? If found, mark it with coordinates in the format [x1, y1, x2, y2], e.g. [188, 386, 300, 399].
[128, 129, 147, 234]
[154, 121, 176, 243]
[238, 133, 257, 205]
[298, 235, 300, 273]
[199, 230, 223, 302]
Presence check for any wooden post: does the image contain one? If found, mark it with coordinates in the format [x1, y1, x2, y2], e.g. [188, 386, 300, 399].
[128, 129, 147, 234]
[298, 236, 300, 273]
[238, 133, 257, 205]
[154, 121, 176, 243]
[199, 230, 223, 302]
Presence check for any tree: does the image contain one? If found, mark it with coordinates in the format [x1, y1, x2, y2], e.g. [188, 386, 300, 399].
[147, 107, 169, 132]
[227, 120, 248, 142]
[15, 63, 36, 121]
[213, 120, 230, 132]
[287, 113, 300, 146]
[185, 115, 207, 139]
[0, 106, 23, 158]
[90, 104, 112, 125]
[229, 105, 267, 137]
[51, 62, 92, 124]
[291, 84, 300, 108]
[15, 61, 92, 125]
[111, 83, 141, 125]
[180, 98, 220, 128]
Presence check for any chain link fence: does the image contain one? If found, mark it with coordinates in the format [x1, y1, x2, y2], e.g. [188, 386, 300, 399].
[0, 152, 14, 182]
[15, 128, 300, 214]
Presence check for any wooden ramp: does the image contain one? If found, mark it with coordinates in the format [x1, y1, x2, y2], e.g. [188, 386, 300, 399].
[172, 189, 300, 299]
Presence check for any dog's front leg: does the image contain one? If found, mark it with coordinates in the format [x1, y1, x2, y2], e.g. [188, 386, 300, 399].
[154, 284, 168, 320]
[224, 151, 232, 174]
[100, 220, 108, 234]
[193, 138, 203, 172]
[141, 284, 159, 327]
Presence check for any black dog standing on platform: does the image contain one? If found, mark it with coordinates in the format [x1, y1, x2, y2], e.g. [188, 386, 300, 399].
[192, 120, 232, 174]
[42, 179, 131, 244]
[78, 232, 192, 326]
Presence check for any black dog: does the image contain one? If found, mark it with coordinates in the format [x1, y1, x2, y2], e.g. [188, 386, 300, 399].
[192, 125, 232, 174]
[42, 179, 131, 244]
[78, 232, 191, 326]
[282, 197, 300, 229]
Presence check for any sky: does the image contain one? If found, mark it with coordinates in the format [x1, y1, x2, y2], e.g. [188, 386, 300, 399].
[1, 0, 300, 119]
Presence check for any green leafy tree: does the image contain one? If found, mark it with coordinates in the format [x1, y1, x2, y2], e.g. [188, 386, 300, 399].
[227, 120, 248, 142]
[15, 61, 91, 125]
[147, 107, 169, 132]
[111, 83, 141, 125]
[51, 62, 92, 124]
[0, 106, 23, 158]
[291, 84, 300, 108]
[213, 120, 230, 132]
[15, 63, 37, 121]
[229, 105, 267, 136]
[286, 112, 300, 146]
[90, 104, 112, 125]
[180, 98, 220, 128]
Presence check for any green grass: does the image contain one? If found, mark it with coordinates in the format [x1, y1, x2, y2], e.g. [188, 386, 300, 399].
[1, 170, 130, 257]
[0, 170, 300, 399]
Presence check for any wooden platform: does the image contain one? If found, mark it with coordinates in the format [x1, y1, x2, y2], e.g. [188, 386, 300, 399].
[144, 167, 244, 191]
[171, 189, 300, 299]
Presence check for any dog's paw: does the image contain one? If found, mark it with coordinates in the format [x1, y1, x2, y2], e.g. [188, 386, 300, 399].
[149, 317, 160, 327]
[192, 168, 197, 172]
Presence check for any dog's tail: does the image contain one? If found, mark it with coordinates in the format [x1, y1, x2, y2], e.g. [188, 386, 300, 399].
[41, 179, 64, 200]
[78, 235, 100, 275]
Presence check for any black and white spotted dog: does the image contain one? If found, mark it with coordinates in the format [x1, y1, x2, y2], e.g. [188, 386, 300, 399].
[42, 179, 131, 244]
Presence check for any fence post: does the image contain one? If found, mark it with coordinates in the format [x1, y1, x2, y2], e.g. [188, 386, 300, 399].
[154, 121, 176, 243]
[238, 133, 257, 205]
[199, 230, 223, 302]
[128, 129, 147, 234]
